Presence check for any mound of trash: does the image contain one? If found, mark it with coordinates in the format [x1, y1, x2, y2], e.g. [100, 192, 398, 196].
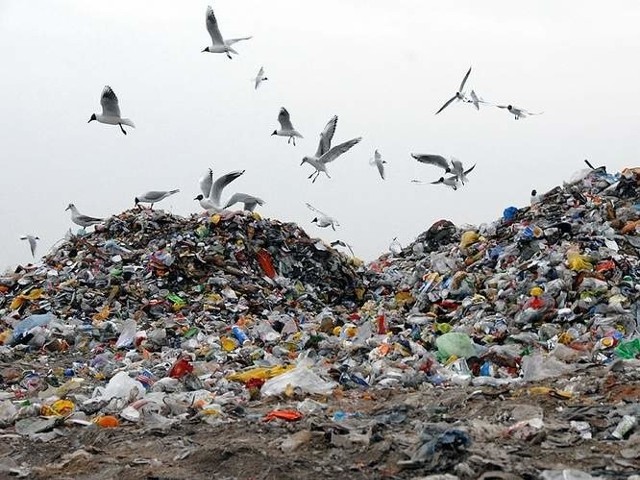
[0, 168, 639, 479]
[368, 165, 640, 379]
[1, 209, 363, 335]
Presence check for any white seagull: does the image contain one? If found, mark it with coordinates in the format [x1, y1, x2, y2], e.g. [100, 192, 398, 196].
[300, 116, 361, 182]
[224, 193, 265, 212]
[88, 86, 135, 135]
[495, 104, 543, 120]
[253, 66, 268, 89]
[435, 66, 472, 115]
[195, 168, 245, 213]
[330, 240, 355, 257]
[65, 204, 104, 228]
[20, 235, 40, 258]
[134, 189, 180, 209]
[369, 149, 387, 180]
[467, 90, 490, 110]
[202, 5, 252, 59]
[272, 107, 303, 145]
[306, 203, 339, 231]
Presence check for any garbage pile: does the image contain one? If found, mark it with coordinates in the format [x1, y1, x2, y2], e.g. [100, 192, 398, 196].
[367, 165, 640, 384]
[0, 167, 639, 478]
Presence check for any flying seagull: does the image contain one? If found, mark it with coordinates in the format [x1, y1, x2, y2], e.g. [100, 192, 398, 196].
[306, 203, 339, 230]
[20, 235, 39, 258]
[330, 240, 355, 257]
[224, 192, 265, 212]
[88, 86, 135, 135]
[202, 5, 252, 59]
[467, 90, 490, 110]
[435, 66, 472, 115]
[272, 107, 303, 145]
[495, 104, 542, 120]
[134, 189, 180, 209]
[195, 168, 245, 213]
[369, 149, 386, 180]
[253, 66, 268, 89]
[65, 204, 104, 228]
[300, 116, 361, 182]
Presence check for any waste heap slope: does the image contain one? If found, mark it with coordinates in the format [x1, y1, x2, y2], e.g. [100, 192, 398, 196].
[1, 209, 364, 331]
[368, 165, 640, 376]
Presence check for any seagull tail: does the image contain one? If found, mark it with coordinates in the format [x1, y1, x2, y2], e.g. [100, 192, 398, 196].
[228, 46, 239, 55]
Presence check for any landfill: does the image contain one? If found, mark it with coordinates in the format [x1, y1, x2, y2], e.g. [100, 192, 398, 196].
[1, 167, 640, 480]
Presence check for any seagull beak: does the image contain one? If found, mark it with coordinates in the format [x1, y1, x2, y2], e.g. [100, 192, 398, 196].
[300, 159, 305, 166]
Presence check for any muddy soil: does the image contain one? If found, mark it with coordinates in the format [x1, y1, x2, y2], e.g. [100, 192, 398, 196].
[1, 365, 638, 480]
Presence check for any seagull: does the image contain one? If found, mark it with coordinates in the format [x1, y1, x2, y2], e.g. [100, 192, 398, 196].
[306, 203, 339, 231]
[202, 5, 252, 59]
[253, 66, 268, 89]
[495, 104, 542, 120]
[330, 240, 355, 257]
[467, 90, 490, 110]
[88, 86, 135, 135]
[389, 237, 402, 256]
[450, 159, 476, 185]
[272, 107, 303, 145]
[435, 66, 472, 115]
[300, 116, 361, 182]
[20, 235, 39, 258]
[65, 204, 104, 228]
[134, 189, 180, 209]
[195, 168, 245, 213]
[224, 193, 265, 212]
[369, 149, 386, 180]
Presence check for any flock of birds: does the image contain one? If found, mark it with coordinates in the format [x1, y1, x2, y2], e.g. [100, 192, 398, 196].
[19, 5, 542, 260]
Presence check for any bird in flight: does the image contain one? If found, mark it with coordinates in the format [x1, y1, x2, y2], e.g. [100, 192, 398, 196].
[88, 86, 135, 135]
[202, 5, 252, 59]
[435, 66, 472, 115]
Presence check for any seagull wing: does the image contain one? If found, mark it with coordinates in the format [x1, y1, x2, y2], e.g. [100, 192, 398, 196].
[225, 36, 252, 45]
[278, 107, 294, 130]
[305, 202, 329, 217]
[459, 66, 472, 92]
[76, 213, 104, 223]
[374, 150, 385, 179]
[318, 137, 362, 164]
[435, 95, 458, 115]
[100, 86, 121, 117]
[450, 159, 463, 177]
[470, 90, 480, 110]
[206, 6, 225, 45]
[411, 154, 451, 171]
[28, 236, 37, 256]
[211, 169, 245, 205]
[224, 192, 264, 208]
[199, 168, 214, 197]
[315, 115, 338, 158]
[254, 66, 264, 89]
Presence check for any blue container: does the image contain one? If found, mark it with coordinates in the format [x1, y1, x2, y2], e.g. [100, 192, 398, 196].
[231, 326, 250, 345]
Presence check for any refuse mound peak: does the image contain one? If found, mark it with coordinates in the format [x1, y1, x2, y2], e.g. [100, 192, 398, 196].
[2, 209, 363, 321]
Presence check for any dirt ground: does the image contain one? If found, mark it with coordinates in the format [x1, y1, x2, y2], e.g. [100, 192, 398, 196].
[1, 364, 638, 480]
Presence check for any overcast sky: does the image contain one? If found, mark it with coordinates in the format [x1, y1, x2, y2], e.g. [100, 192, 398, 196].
[2, 0, 640, 269]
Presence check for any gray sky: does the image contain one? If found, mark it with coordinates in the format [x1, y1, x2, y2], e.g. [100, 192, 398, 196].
[2, 0, 640, 269]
